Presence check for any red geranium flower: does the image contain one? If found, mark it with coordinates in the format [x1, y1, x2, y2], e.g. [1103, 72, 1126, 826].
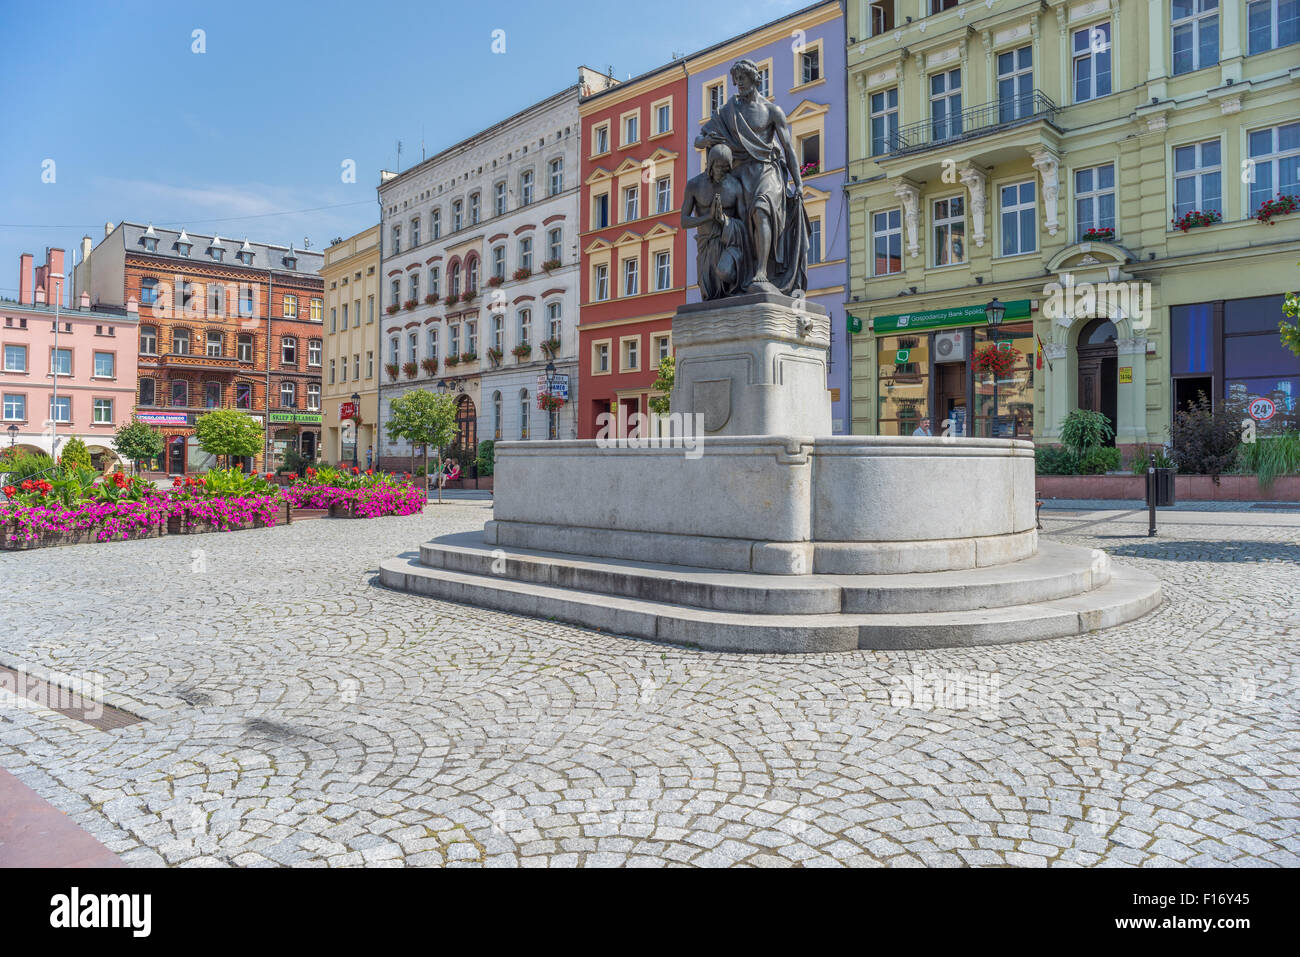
[2, 485, 15, 497]
[352, 467, 359, 475]
[173, 477, 183, 487]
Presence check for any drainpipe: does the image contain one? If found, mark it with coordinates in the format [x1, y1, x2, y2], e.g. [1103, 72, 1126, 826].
[265, 269, 273, 470]
[375, 196, 385, 471]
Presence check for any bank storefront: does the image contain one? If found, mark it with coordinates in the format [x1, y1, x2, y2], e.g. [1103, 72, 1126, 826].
[852, 299, 1036, 439]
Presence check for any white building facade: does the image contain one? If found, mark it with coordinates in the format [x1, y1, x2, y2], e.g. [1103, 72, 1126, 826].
[377, 69, 611, 469]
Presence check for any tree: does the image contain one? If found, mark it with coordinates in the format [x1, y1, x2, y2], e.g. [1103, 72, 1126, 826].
[648, 356, 674, 416]
[1169, 392, 1241, 484]
[194, 408, 264, 470]
[386, 390, 459, 503]
[112, 418, 164, 474]
[59, 436, 92, 470]
[1282, 277, 1300, 358]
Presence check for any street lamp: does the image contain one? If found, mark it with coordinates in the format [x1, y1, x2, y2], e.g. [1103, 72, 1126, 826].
[545, 359, 557, 440]
[984, 298, 1006, 437]
[7, 424, 18, 447]
[350, 391, 360, 470]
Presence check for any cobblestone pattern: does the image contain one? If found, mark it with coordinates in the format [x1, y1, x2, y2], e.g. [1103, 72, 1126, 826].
[0, 504, 1296, 867]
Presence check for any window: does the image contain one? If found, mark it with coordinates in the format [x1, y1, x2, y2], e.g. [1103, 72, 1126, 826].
[1075, 164, 1116, 239]
[449, 324, 460, 356]
[492, 314, 504, 351]
[800, 47, 821, 85]
[143, 235, 158, 252]
[453, 200, 463, 231]
[930, 69, 962, 142]
[1173, 0, 1219, 74]
[50, 395, 71, 423]
[872, 209, 903, 276]
[623, 257, 639, 297]
[651, 334, 670, 364]
[308, 339, 321, 366]
[468, 258, 479, 292]
[519, 237, 533, 272]
[799, 132, 821, 170]
[368, 295, 375, 323]
[932, 196, 966, 266]
[624, 185, 640, 222]
[1249, 0, 1299, 54]
[466, 320, 477, 354]
[622, 336, 639, 371]
[210, 246, 224, 262]
[655, 250, 672, 290]
[707, 81, 726, 117]
[329, 359, 336, 384]
[999, 181, 1037, 256]
[1247, 122, 1300, 214]
[594, 123, 610, 154]
[493, 391, 502, 440]
[283, 295, 298, 318]
[809, 219, 823, 264]
[206, 332, 222, 357]
[1073, 22, 1112, 102]
[4, 344, 27, 372]
[140, 326, 157, 354]
[353, 300, 360, 327]
[623, 113, 639, 146]
[140, 278, 159, 306]
[493, 245, 506, 280]
[280, 381, 296, 408]
[239, 286, 254, 317]
[341, 357, 348, 382]
[655, 176, 672, 214]
[870, 88, 899, 156]
[519, 389, 530, 439]
[391, 225, 401, 255]
[341, 303, 348, 328]
[547, 302, 562, 342]
[139, 379, 155, 406]
[408, 334, 418, 364]
[594, 192, 610, 229]
[930, 0, 958, 11]
[997, 46, 1033, 122]
[411, 216, 421, 247]
[389, 337, 399, 365]
[428, 329, 438, 361]
[308, 383, 321, 410]
[238, 249, 253, 266]
[655, 101, 671, 134]
[469, 192, 481, 225]
[171, 380, 188, 406]
[282, 337, 297, 364]
[350, 354, 357, 382]
[330, 307, 337, 332]
[520, 170, 535, 206]
[549, 157, 564, 195]
[204, 382, 221, 408]
[390, 278, 401, 307]
[494, 182, 507, 216]
[430, 267, 440, 298]
[410, 273, 419, 301]
[758, 65, 771, 98]
[548, 227, 563, 263]
[449, 263, 461, 297]
[209, 285, 225, 316]
[367, 351, 374, 378]
[1173, 139, 1222, 220]
[173, 329, 190, 355]
[594, 264, 609, 301]
[238, 334, 253, 362]
[518, 309, 532, 345]
[594, 342, 610, 373]
[432, 208, 441, 239]
[310, 298, 322, 321]
[236, 383, 252, 409]
[3, 394, 25, 421]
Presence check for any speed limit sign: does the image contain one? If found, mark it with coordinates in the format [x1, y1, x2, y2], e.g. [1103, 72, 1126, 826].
[1248, 397, 1276, 421]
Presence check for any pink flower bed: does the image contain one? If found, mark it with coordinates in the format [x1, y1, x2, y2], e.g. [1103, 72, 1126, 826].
[2, 498, 171, 545]
[282, 484, 425, 517]
[166, 493, 281, 531]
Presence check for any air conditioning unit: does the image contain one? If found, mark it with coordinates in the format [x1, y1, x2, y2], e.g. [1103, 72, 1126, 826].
[934, 329, 967, 362]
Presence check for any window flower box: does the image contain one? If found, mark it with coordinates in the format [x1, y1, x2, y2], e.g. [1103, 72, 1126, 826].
[424, 294, 438, 305]
[799, 160, 820, 177]
[386, 303, 401, 315]
[540, 337, 561, 358]
[420, 358, 438, 376]
[444, 294, 459, 307]
[512, 267, 532, 281]
[512, 343, 532, 360]
[385, 362, 400, 380]
[402, 361, 418, 379]
[487, 275, 505, 287]
[460, 290, 477, 303]
[486, 347, 503, 366]
[444, 354, 460, 367]
[459, 351, 477, 364]
[1255, 194, 1297, 226]
[1171, 210, 1222, 232]
[1081, 227, 1116, 241]
[541, 258, 562, 272]
[403, 299, 418, 311]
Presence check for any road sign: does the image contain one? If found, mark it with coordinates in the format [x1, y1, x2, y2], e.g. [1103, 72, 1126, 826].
[538, 373, 569, 399]
[1249, 397, 1276, 421]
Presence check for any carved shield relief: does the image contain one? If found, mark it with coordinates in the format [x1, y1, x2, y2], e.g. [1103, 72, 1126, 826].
[693, 378, 732, 433]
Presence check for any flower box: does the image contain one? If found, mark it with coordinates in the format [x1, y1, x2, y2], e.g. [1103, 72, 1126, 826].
[1, 521, 163, 550]
[403, 299, 418, 311]
[512, 267, 532, 281]
[1255, 194, 1297, 225]
[421, 358, 438, 376]
[512, 344, 532, 360]
[460, 290, 477, 303]
[402, 361, 418, 379]
[386, 303, 401, 315]
[385, 363, 400, 381]
[444, 294, 459, 306]
[444, 355, 460, 367]
[486, 347, 504, 366]
[487, 275, 505, 287]
[541, 258, 562, 272]
[540, 337, 561, 358]
[1081, 227, 1116, 241]
[1171, 210, 1222, 232]
[424, 294, 438, 305]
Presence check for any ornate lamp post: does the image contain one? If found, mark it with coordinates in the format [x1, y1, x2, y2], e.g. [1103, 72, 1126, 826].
[7, 424, 17, 447]
[545, 359, 557, 440]
[350, 391, 360, 470]
[984, 298, 1006, 437]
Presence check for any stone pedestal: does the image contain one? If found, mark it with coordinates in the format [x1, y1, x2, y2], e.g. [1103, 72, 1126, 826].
[670, 293, 831, 437]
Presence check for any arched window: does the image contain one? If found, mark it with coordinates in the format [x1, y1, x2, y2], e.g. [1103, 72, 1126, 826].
[172, 328, 190, 354]
[518, 308, 532, 346]
[546, 302, 562, 344]
[449, 262, 461, 297]
[139, 325, 157, 354]
[467, 257, 478, 292]
[280, 381, 296, 408]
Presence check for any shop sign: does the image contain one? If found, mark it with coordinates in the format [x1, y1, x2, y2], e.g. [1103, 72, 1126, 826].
[847, 315, 863, 334]
[874, 299, 1032, 335]
[339, 401, 357, 420]
[137, 412, 188, 425]
[1118, 366, 1133, 384]
[1249, 397, 1276, 421]
[895, 349, 910, 364]
[537, 373, 569, 399]
[269, 412, 322, 425]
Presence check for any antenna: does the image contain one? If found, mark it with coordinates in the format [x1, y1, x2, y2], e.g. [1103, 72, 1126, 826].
[396, 139, 403, 170]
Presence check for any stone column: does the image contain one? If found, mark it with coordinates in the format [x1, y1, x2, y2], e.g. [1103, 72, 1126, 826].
[1116, 337, 1148, 446]
[1042, 341, 1070, 441]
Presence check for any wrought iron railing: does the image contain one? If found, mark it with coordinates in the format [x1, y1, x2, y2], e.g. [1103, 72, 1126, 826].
[885, 90, 1059, 156]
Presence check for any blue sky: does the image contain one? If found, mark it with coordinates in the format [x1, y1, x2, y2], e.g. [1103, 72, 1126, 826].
[0, 0, 807, 302]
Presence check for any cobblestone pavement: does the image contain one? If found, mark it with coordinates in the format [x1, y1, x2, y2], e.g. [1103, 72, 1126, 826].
[1, 504, 1297, 868]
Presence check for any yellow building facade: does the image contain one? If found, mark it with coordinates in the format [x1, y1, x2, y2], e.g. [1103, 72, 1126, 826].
[846, 0, 1300, 450]
[321, 224, 381, 466]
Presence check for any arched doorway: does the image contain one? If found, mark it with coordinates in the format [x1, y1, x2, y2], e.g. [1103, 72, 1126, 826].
[455, 394, 477, 453]
[1076, 318, 1118, 446]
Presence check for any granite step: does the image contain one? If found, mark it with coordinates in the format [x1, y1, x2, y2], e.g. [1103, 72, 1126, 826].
[378, 553, 1160, 653]
[416, 532, 1108, 614]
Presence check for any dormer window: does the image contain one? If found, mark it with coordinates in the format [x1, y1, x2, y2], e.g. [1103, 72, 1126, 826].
[177, 242, 191, 257]
[210, 247, 224, 261]
[238, 250, 254, 265]
[284, 255, 297, 269]
[143, 237, 158, 252]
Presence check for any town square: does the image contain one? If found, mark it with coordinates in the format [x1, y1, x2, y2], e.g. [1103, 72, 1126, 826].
[0, 0, 1297, 920]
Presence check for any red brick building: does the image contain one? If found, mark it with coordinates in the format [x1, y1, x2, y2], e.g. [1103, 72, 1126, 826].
[73, 222, 324, 472]
[578, 63, 689, 437]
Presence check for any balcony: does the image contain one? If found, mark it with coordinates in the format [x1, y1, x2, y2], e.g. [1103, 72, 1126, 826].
[886, 91, 1060, 156]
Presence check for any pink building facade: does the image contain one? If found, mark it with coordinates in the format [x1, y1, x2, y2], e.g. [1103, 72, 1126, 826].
[1, 249, 140, 467]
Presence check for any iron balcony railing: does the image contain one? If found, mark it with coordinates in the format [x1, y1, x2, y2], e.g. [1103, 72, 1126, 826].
[886, 90, 1060, 156]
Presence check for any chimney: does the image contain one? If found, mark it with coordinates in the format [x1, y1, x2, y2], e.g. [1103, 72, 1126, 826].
[43, 248, 65, 305]
[18, 253, 33, 304]
[35, 288, 46, 305]
[81, 235, 92, 260]
[80, 291, 90, 309]
[126, 297, 139, 315]
[104, 222, 114, 238]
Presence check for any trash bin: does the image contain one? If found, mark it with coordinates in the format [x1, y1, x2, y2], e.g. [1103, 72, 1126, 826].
[1146, 467, 1175, 507]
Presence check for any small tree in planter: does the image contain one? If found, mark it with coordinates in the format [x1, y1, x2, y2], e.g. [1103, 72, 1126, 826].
[113, 417, 165, 474]
[59, 436, 92, 470]
[194, 408, 265, 470]
[402, 361, 418, 379]
[1169, 392, 1241, 484]
[421, 357, 438, 377]
[512, 343, 532, 361]
[386, 389, 459, 503]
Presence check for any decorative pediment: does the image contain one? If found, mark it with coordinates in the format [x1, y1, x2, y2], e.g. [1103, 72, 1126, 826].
[643, 222, 678, 240]
[612, 230, 643, 246]
[584, 166, 614, 185]
[1046, 242, 1135, 273]
[583, 238, 613, 255]
[787, 100, 830, 123]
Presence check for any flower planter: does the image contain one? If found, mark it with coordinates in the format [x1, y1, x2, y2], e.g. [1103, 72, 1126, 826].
[167, 516, 256, 535]
[2, 522, 164, 550]
[1036, 473, 1300, 501]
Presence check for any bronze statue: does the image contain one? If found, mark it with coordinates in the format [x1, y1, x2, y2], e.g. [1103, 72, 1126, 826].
[688, 58, 809, 299]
